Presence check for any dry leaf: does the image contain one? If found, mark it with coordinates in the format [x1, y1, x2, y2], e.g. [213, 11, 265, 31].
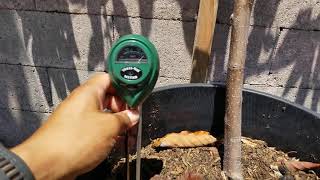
[279, 160, 320, 172]
[281, 160, 320, 172]
[152, 131, 217, 148]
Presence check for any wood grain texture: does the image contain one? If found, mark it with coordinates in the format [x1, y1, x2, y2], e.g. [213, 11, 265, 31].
[190, 0, 219, 83]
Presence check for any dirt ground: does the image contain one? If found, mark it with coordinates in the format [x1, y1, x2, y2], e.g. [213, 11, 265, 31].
[110, 137, 320, 180]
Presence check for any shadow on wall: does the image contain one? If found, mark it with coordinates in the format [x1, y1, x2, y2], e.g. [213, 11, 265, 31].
[274, 9, 320, 111]
[1, 0, 320, 146]
[0, 0, 197, 147]
[0, 2, 82, 147]
[111, 0, 196, 55]
[0, 12, 43, 147]
[211, 0, 320, 112]
[17, 8, 80, 105]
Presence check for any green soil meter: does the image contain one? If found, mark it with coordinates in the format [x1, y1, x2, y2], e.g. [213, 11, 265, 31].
[107, 34, 159, 180]
[107, 34, 159, 108]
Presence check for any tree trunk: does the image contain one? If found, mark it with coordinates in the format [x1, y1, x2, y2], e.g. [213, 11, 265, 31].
[223, 0, 253, 179]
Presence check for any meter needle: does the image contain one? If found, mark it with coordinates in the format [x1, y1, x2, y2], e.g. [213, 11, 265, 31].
[137, 55, 144, 64]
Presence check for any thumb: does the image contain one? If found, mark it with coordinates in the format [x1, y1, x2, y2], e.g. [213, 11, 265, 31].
[115, 109, 140, 128]
[106, 110, 140, 135]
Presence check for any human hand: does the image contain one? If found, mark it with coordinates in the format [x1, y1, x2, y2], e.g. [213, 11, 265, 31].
[11, 73, 139, 180]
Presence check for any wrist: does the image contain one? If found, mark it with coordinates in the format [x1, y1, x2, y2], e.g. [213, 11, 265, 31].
[0, 144, 35, 180]
[10, 141, 69, 180]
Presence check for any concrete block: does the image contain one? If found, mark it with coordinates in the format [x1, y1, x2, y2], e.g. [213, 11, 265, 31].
[35, 0, 320, 30]
[216, 0, 279, 26]
[209, 24, 231, 82]
[107, 0, 199, 20]
[211, 24, 231, 50]
[216, 0, 233, 24]
[67, 13, 112, 71]
[244, 84, 320, 113]
[0, 10, 33, 65]
[270, 29, 320, 89]
[218, 0, 320, 30]
[0, 0, 35, 10]
[0, 10, 112, 71]
[0, 109, 49, 147]
[114, 17, 195, 80]
[249, 0, 289, 28]
[35, 0, 87, 12]
[49, 68, 189, 107]
[156, 76, 189, 88]
[35, 0, 199, 21]
[210, 25, 277, 85]
[0, 64, 51, 112]
[271, 0, 320, 30]
[48, 68, 97, 108]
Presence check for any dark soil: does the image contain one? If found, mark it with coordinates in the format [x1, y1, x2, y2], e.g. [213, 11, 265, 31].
[110, 137, 320, 180]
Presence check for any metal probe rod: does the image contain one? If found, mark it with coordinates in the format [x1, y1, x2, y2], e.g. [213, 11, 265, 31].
[125, 131, 130, 180]
[125, 104, 132, 180]
[125, 105, 142, 180]
[136, 105, 142, 180]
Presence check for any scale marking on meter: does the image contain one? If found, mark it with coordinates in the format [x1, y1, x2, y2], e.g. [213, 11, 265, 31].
[107, 34, 159, 107]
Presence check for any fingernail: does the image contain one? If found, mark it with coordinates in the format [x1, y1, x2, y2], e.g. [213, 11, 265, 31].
[126, 110, 140, 124]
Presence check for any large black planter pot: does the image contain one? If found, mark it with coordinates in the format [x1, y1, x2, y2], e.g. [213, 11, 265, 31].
[79, 83, 320, 179]
[142, 84, 320, 161]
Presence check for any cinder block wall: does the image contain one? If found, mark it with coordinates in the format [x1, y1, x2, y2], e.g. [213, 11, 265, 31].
[0, 0, 319, 146]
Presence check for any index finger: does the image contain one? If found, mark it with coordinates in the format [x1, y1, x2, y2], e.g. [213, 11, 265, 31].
[84, 73, 116, 95]
[67, 73, 117, 111]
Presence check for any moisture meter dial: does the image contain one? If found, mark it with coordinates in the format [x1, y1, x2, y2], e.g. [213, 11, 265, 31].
[107, 34, 159, 107]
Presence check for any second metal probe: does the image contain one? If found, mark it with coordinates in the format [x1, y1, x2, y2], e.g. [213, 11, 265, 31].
[125, 105, 142, 180]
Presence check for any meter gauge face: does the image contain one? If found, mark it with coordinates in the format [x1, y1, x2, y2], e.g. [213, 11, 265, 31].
[117, 46, 147, 63]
